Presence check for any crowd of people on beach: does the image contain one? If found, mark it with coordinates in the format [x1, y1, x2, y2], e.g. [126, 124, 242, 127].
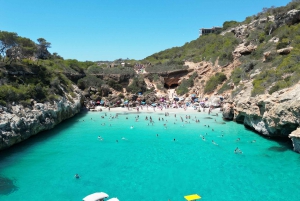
[87, 108, 258, 155]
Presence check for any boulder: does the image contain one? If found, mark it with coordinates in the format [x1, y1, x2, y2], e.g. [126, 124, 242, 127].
[222, 102, 234, 120]
[233, 43, 257, 58]
[277, 47, 293, 55]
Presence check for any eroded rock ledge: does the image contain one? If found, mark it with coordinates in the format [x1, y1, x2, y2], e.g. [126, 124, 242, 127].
[222, 82, 300, 153]
[289, 128, 300, 153]
[0, 86, 83, 151]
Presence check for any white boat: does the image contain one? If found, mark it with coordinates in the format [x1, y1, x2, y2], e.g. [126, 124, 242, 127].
[83, 192, 109, 201]
[107, 198, 120, 201]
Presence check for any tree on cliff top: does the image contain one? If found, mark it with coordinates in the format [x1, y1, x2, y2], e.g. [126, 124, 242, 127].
[36, 38, 51, 60]
[0, 31, 18, 61]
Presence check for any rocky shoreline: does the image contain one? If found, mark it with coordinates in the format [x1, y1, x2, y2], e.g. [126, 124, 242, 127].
[222, 82, 300, 153]
[0, 86, 83, 151]
[1, 82, 300, 154]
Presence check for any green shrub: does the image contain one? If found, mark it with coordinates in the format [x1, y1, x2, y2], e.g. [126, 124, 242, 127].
[251, 80, 265, 96]
[126, 76, 147, 94]
[146, 63, 188, 73]
[276, 38, 289, 50]
[176, 73, 197, 95]
[77, 75, 104, 90]
[218, 80, 232, 94]
[204, 72, 227, 93]
[107, 80, 123, 91]
[70, 92, 77, 98]
[144, 33, 239, 65]
[222, 21, 239, 31]
[19, 99, 32, 107]
[118, 93, 125, 98]
[0, 100, 7, 106]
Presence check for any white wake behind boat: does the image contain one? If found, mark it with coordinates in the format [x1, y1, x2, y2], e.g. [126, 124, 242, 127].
[83, 192, 109, 201]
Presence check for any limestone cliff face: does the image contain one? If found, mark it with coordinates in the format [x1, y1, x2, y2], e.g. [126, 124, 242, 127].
[289, 128, 300, 153]
[222, 83, 300, 152]
[234, 84, 300, 136]
[0, 86, 83, 151]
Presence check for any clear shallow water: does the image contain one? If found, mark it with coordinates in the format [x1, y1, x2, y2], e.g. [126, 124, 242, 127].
[0, 110, 299, 201]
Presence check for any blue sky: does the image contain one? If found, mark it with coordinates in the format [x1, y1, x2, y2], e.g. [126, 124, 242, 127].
[1, 0, 292, 61]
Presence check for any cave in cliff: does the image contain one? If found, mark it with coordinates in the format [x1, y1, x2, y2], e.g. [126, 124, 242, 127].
[164, 77, 180, 89]
[164, 83, 178, 89]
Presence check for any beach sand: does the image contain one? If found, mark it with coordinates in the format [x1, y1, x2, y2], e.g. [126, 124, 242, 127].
[91, 105, 221, 115]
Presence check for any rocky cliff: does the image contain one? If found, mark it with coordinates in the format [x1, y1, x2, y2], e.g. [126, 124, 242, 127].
[0, 85, 83, 151]
[222, 82, 300, 153]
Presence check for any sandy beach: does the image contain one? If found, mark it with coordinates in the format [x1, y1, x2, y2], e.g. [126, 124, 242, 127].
[90, 105, 221, 115]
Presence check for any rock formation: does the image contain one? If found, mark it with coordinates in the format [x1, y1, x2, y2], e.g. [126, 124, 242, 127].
[233, 43, 257, 58]
[222, 82, 300, 152]
[289, 128, 300, 153]
[0, 85, 83, 150]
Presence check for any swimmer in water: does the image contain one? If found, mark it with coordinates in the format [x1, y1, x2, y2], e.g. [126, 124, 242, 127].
[75, 174, 80, 179]
[236, 138, 240, 142]
[212, 140, 218, 146]
[130, 126, 134, 129]
[234, 147, 242, 154]
[202, 137, 205, 141]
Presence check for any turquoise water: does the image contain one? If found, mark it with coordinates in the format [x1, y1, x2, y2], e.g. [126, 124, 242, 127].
[0, 110, 299, 201]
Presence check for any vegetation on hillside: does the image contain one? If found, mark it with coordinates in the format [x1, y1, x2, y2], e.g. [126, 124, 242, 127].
[145, 60, 188, 73]
[176, 72, 198, 96]
[0, 31, 139, 106]
[144, 32, 240, 66]
[1, 0, 300, 107]
[204, 72, 227, 94]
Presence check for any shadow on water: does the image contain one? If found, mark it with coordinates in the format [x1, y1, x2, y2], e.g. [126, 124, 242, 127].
[203, 117, 213, 119]
[0, 176, 18, 195]
[232, 122, 295, 152]
[0, 110, 88, 160]
[215, 122, 226, 124]
[258, 133, 293, 152]
[268, 146, 288, 152]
